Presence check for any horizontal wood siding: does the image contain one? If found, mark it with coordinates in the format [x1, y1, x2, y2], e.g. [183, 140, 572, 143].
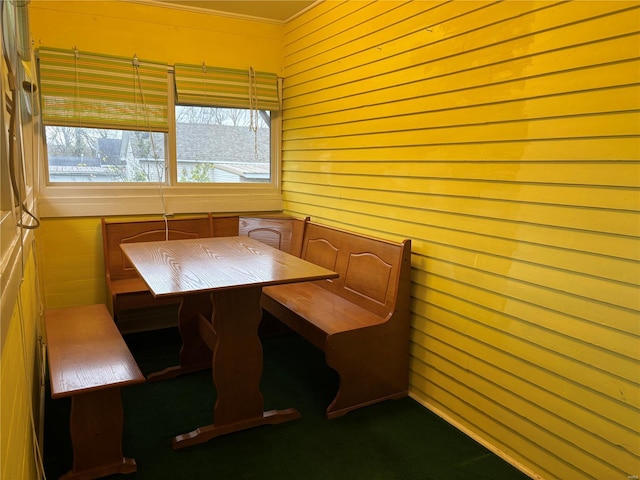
[1, 250, 42, 480]
[29, 0, 283, 71]
[282, 2, 640, 479]
[38, 217, 107, 309]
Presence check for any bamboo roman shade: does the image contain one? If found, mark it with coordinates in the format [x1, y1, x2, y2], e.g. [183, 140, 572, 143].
[38, 47, 169, 132]
[174, 63, 280, 111]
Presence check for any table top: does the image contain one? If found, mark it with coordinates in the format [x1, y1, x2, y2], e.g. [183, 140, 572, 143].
[120, 236, 338, 297]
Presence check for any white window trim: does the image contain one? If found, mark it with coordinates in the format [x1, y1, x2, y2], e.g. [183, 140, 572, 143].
[37, 71, 284, 218]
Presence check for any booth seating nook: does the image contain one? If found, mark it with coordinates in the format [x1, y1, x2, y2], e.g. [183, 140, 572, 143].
[100, 213, 412, 419]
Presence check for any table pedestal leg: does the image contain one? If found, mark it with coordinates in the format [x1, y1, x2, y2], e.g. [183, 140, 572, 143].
[147, 293, 212, 382]
[62, 388, 136, 480]
[172, 286, 301, 450]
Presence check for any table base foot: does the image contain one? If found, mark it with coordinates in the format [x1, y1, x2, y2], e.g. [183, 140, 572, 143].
[146, 362, 211, 382]
[60, 457, 136, 480]
[172, 408, 301, 450]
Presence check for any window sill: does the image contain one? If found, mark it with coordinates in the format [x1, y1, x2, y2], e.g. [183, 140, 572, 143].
[37, 183, 284, 217]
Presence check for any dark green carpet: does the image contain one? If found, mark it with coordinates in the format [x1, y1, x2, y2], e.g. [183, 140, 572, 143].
[43, 327, 530, 480]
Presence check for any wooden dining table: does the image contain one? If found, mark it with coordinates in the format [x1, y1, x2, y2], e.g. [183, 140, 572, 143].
[119, 235, 338, 449]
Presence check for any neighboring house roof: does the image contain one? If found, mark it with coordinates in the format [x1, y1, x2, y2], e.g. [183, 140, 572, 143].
[119, 123, 269, 163]
[49, 156, 101, 166]
[176, 123, 270, 163]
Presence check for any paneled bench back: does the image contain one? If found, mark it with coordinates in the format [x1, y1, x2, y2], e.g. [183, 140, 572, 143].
[262, 222, 412, 418]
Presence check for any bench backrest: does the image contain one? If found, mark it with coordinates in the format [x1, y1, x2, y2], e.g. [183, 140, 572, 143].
[239, 216, 307, 256]
[301, 222, 411, 318]
[102, 216, 213, 282]
[210, 215, 240, 237]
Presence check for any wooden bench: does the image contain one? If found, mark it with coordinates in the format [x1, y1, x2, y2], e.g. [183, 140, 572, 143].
[45, 304, 145, 480]
[261, 222, 412, 419]
[101, 215, 239, 332]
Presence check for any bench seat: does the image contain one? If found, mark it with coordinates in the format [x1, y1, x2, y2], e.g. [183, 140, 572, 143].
[109, 277, 148, 295]
[261, 221, 411, 419]
[45, 304, 144, 479]
[263, 282, 386, 350]
[239, 215, 309, 336]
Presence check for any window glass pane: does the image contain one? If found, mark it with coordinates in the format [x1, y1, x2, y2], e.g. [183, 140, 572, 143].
[45, 126, 166, 183]
[175, 105, 270, 183]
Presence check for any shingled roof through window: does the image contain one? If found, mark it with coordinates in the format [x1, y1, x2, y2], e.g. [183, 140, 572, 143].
[176, 123, 270, 162]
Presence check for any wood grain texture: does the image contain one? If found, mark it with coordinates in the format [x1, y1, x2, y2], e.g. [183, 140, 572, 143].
[45, 304, 144, 479]
[101, 216, 217, 332]
[102, 217, 213, 282]
[45, 304, 144, 398]
[123, 234, 336, 447]
[120, 236, 338, 297]
[239, 215, 307, 255]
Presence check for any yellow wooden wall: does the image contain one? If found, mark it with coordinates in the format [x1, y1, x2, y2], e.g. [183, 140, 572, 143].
[29, 0, 283, 71]
[36, 218, 106, 308]
[281, 2, 640, 479]
[1, 247, 43, 480]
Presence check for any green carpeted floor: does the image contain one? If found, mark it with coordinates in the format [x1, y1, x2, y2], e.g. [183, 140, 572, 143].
[44, 327, 531, 480]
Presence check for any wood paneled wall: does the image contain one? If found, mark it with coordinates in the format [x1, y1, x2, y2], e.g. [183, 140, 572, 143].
[29, 0, 283, 71]
[282, 2, 640, 479]
[1, 248, 43, 480]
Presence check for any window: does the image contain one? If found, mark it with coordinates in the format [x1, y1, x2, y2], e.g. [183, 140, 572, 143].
[38, 47, 169, 185]
[45, 126, 166, 183]
[36, 50, 283, 216]
[173, 63, 279, 185]
[175, 106, 270, 183]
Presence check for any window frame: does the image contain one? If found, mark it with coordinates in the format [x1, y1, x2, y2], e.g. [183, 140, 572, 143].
[37, 69, 283, 217]
[173, 105, 272, 185]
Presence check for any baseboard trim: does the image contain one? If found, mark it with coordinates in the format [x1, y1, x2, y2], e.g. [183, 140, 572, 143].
[408, 392, 542, 480]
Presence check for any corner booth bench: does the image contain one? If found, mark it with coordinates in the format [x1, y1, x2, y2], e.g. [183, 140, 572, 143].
[100, 213, 412, 420]
[261, 221, 412, 419]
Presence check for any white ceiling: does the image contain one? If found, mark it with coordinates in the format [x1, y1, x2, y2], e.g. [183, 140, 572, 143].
[152, 0, 317, 22]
